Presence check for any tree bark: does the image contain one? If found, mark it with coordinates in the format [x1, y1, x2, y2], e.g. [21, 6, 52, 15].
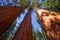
[13, 10, 32, 40]
[34, 7, 60, 40]
[0, 6, 27, 36]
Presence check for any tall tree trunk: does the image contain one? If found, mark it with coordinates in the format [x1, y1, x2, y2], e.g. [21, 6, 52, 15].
[0, 6, 27, 36]
[34, 7, 60, 40]
[13, 10, 32, 40]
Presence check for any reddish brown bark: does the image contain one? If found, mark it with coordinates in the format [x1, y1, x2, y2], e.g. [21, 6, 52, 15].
[34, 7, 60, 40]
[0, 6, 27, 36]
[13, 10, 32, 40]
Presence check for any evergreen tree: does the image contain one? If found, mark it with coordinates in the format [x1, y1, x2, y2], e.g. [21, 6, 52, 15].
[41, 0, 60, 12]
[32, 27, 47, 40]
[20, 0, 30, 6]
[32, 0, 40, 7]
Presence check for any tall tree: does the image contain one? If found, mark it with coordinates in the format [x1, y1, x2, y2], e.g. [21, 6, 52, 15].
[34, 7, 60, 40]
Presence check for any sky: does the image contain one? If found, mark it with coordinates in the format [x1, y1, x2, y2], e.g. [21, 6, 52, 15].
[31, 9, 42, 31]
[30, 0, 42, 32]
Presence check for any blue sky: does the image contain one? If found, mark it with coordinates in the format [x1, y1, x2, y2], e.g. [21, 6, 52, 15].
[30, 0, 42, 31]
[31, 9, 42, 32]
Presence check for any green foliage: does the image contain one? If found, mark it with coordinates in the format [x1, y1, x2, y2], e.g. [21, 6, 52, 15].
[28, 5, 32, 10]
[36, 15, 41, 24]
[32, 27, 47, 40]
[40, 30, 48, 40]
[36, 16, 40, 22]
[20, 0, 30, 6]
[36, 16, 48, 40]
[42, 0, 60, 12]
[0, 32, 12, 40]
[32, 0, 40, 7]
[32, 27, 42, 40]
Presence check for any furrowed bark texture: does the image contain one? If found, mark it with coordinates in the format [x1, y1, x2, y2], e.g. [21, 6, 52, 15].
[13, 10, 32, 40]
[34, 7, 60, 40]
[0, 6, 27, 36]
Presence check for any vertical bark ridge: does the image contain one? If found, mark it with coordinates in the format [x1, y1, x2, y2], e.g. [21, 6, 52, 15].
[0, 6, 27, 36]
[13, 10, 32, 40]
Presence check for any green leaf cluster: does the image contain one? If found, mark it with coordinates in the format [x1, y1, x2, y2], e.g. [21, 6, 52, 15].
[32, 27, 47, 40]
[32, 0, 40, 7]
[20, 0, 30, 6]
[42, 0, 60, 12]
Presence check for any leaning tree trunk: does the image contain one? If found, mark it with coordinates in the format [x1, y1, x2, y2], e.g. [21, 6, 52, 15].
[0, 6, 27, 37]
[13, 9, 32, 40]
[34, 7, 60, 40]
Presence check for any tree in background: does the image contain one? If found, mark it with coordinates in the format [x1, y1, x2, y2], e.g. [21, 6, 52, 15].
[41, 0, 60, 12]
[20, 0, 30, 6]
[32, 27, 41, 40]
[32, 26, 47, 40]
[32, 0, 40, 7]
[36, 16, 48, 40]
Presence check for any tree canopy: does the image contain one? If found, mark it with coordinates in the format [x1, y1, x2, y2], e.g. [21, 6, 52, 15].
[41, 0, 60, 12]
[20, 0, 30, 6]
